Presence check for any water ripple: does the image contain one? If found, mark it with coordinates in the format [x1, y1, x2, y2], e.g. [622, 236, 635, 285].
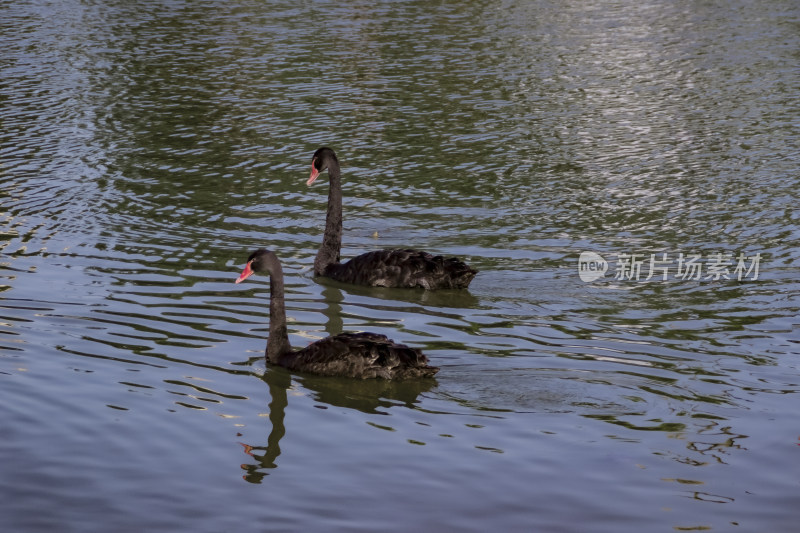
[1, 0, 799, 530]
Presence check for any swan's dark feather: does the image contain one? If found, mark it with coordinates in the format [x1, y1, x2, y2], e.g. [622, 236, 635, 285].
[277, 332, 438, 379]
[324, 249, 477, 290]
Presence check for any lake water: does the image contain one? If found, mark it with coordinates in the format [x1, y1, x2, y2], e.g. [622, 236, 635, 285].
[2, 0, 799, 531]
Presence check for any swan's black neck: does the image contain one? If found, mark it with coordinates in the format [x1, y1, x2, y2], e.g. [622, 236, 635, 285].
[264, 253, 292, 364]
[314, 160, 343, 276]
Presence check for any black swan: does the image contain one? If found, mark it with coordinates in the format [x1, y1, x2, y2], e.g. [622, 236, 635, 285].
[306, 147, 477, 289]
[235, 248, 439, 379]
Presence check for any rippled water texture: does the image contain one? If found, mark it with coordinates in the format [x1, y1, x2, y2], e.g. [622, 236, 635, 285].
[1, 0, 799, 531]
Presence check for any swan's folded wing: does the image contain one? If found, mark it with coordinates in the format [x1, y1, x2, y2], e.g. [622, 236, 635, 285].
[284, 332, 438, 379]
[332, 249, 476, 289]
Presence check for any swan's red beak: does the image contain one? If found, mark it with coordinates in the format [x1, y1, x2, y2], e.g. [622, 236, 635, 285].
[235, 261, 254, 284]
[307, 158, 320, 186]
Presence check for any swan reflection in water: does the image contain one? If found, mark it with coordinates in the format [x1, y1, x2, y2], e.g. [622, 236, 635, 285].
[239, 367, 437, 483]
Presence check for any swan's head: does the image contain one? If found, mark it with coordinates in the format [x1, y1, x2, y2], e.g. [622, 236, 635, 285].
[307, 147, 338, 186]
[235, 248, 276, 284]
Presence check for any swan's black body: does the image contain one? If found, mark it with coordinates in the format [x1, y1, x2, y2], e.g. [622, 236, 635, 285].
[307, 147, 477, 290]
[236, 249, 438, 379]
[322, 248, 477, 290]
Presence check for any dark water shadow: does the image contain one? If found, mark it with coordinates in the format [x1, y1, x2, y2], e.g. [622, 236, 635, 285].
[239, 366, 436, 483]
[320, 285, 343, 337]
[312, 275, 481, 309]
[294, 371, 437, 414]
